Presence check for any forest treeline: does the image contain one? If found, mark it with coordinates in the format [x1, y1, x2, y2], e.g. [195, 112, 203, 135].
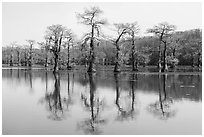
[2, 7, 202, 72]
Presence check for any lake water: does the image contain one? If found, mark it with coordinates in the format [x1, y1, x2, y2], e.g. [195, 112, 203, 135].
[2, 69, 202, 135]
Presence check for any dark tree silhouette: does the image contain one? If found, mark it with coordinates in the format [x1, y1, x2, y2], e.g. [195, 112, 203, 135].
[147, 22, 176, 72]
[26, 40, 35, 67]
[114, 73, 138, 121]
[45, 24, 72, 72]
[112, 24, 129, 72]
[77, 7, 107, 72]
[78, 73, 106, 134]
[125, 22, 140, 71]
[147, 74, 176, 120]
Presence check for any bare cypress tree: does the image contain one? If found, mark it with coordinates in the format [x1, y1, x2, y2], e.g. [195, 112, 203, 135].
[63, 30, 74, 70]
[26, 40, 35, 67]
[147, 22, 176, 72]
[38, 39, 51, 68]
[77, 7, 106, 72]
[8, 42, 17, 66]
[45, 24, 72, 72]
[112, 23, 128, 72]
[125, 22, 140, 71]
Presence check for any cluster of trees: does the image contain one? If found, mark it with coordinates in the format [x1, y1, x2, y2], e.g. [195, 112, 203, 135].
[2, 7, 202, 72]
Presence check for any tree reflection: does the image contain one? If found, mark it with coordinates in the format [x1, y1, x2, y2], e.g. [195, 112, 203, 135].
[40, 72, 73, 121]
[45, 72, 64, 121]
[63, 72, 74, 110]
[78, 73, 106, 135]
[114, 73, 138, 121]
[148, 74, 176, 120]
[72, 72, 74, 93]
[29, 70, 32, 89]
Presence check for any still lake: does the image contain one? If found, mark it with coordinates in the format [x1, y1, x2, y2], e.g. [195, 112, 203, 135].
[2, 68, 202, 135]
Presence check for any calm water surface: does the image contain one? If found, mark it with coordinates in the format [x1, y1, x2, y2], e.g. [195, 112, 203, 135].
[2, 69, 202, 135]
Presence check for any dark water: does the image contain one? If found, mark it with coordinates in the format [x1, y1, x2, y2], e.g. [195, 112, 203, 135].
[2, 69, 202, 135]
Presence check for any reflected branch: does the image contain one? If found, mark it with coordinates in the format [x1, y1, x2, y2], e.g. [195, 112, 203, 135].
[147, 74, 176, 120]
[114, 73, 138, 121]
[78, 73, 106, 135]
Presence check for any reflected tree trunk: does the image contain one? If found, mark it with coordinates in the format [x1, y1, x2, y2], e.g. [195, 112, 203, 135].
[88, 73, 96, 122]
[72, 73, 75, 93]
[45, 71, 48, 93]
[148, 74, 175, 119]
[29, 70, 32, 89]
[130, 74, 137, 111]
[68, 73, 70, 95]
[17, 69, 20, 79]
[45, 72, 64, 120]
[158, 74, 165, 115]
[114, 73, 120, 110]
[114, 73, 137, 120]
[79, 72, 105, 134]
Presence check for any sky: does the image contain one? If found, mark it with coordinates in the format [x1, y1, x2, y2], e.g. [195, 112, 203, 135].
[2, 2, 202, 47]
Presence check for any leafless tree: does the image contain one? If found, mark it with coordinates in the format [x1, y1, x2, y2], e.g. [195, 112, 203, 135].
[147, 22, 176, 72]
[63, 29, 74, 69]
[112, 23, 129, 72]
[8, 41, 17, 66]
[26, 40, 35, 67]
[45, 24, 72, 72]
[77, 7, 107, 72]
[125, 22, 140, 71]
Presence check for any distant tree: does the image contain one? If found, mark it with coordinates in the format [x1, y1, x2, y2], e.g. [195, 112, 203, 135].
[8, 42, 18, 66]
[125, 22, 140, 71]
[181, 29, 202, 68]
[77, 7, 107, 72]
[63, 29, 74, 69]
[22, 45, 29, 66]
[26, 40, 35, 67]
[147, 22, 176, 72]
[167, 31, 183, 69]
[15, 45, 21, 67]
[38, 38, 51, 67]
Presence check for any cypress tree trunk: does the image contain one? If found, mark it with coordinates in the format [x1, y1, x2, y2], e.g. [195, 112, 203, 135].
[131, 34, 138, 71]
[161, 41, 168, 72]
[114, 73, 120, 109]
[158, 42, 162, 72]
[17, 51, 20, 67]
[45, 54, 48, 68]
[114, 42, 120, 72]
[10, 54, 13, 66]
[67, 42, 71, 69]
[29, 44, 33, 67]
[197, 52, 201, 68]
[87, 25, 96, 72]
[54, 53, 59, 73]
